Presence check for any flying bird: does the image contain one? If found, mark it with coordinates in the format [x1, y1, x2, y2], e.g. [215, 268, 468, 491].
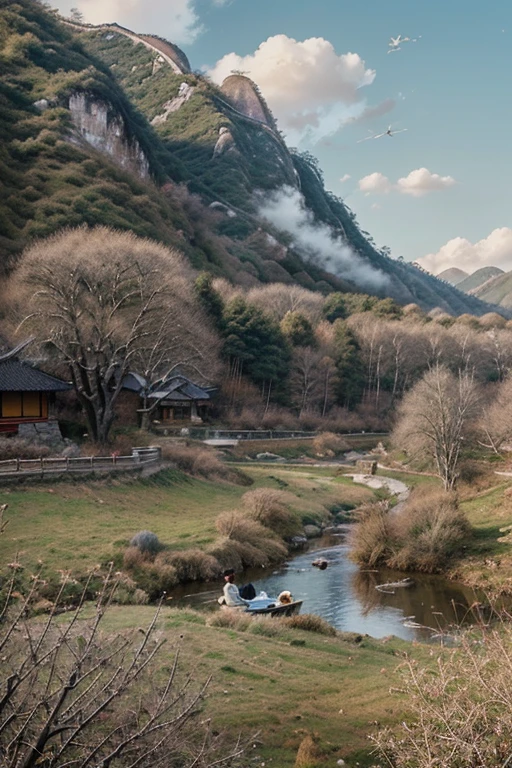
[357, 125, 408, 143]
[388, 34, 420, 53]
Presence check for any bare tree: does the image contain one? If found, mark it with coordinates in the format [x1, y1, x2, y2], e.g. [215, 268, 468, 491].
[0, 564, 245, 768]
[245, 284, 324, 323]
[477, 377, 512, 454]
[372, 613, 512, 767]
[10, 227, 220, 443]
[392, 366, 480, 490]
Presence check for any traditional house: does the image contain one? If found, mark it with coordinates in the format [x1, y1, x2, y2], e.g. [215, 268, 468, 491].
[0, 343, 72, 436]
[121, 372, 214, 425]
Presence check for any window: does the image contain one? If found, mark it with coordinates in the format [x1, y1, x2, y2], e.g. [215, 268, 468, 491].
[0, 392, 47, 419]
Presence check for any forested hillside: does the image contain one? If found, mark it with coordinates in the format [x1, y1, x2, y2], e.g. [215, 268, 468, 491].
[0, 0, 505, 315]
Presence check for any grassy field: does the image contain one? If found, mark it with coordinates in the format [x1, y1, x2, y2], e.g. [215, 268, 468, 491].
[85, 604, 420, 768]
[0, 466, 375, 575]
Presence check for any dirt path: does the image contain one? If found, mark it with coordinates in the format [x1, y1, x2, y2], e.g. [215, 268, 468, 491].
[350, 473, 410, 513]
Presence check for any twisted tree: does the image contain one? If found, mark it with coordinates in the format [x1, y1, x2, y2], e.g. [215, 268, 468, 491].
[9, 227, 220, 443]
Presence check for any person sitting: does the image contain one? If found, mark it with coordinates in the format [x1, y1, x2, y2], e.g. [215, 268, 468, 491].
[221, 568, 251, 607]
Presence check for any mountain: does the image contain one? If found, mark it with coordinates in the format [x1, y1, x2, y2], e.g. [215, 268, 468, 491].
[471, 271, 512, 308]
[437, 268, 469, 285]
[457, 266, 504, 293]
[0, 1, 506, 317]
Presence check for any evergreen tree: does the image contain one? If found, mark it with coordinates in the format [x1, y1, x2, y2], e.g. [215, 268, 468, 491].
[194, 272, 225, 331]
[332, 319, 365, 407]
[222, 297, 290, 398]
[280, 311, 316, 347]
[322, 292, 348, 322]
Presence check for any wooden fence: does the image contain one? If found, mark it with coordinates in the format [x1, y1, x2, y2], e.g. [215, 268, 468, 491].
[0, 446, 162, 478]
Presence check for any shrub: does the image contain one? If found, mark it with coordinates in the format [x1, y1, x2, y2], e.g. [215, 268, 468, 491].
[206, 607, 252, 631]
[349, 501, 394, 567]
[312, 432, 350, 457]
[241, 488, 301, 538]
[134, 562, 178, 600]
[373, 617, 512, 767]
[155, 549, 220, 582]
[123, 546, 153, 569]
[387, 488, 470, 573]
[210, 510, 288, 569]
[160, 442, 251, 485]
[350, 489, 471, 573]
[129, 530, 162, 555]
[281, 614, 336, 636]
[0, 438, 51, 461]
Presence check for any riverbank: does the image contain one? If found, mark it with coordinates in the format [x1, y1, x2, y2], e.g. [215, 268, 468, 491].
[0, 464, 376, 577]
[96, 604, 421, 767]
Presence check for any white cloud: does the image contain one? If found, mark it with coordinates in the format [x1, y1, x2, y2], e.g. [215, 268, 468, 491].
[396, 167, 456, 197]
[257, 185, 388, 290]
[420, 228, 512, 274]
[207, 35, 376, 143]
[359, 172, 392, 195]
[358, 167, 456, 197]
[339, 174, 351, 183]
[52, 0, 203, 45]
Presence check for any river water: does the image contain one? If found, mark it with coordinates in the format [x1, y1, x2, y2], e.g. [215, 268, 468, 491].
[172, 536, 485, 642]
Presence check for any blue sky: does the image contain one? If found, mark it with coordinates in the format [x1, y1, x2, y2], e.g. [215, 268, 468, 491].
[54, 0, 512, 274]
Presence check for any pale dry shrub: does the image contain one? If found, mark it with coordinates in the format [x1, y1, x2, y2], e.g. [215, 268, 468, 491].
[373, 617, 512, 767]
[206, 536, 244, 572]
[241, 488, 301, 538]
[294, 733, 322, 768]
[155, 549, 220, 582]
[137, 562, 179, 597]
[206, 608, 252, 631]
[281, 614, 336, 636]
[349, 501, 394, 567]
[0, 438, 51, 461]
[388, 487, 470, 573]
[326, 407, 365, 433]
[260, 407, 300, 430]
[212, 511, 288, 568]
[312, 432, 350, 456]
[216, 510, 275, 544]
[160, 442, 250, 485]
[123, 546, 153, 570]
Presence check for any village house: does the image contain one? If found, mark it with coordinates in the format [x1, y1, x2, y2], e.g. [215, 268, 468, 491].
[120, 372, 215, 426]
[0, 342, 72, 439]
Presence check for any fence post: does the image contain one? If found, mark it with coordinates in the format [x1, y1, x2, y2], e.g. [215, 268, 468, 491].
[40, 456, 44, 472]
[66, 456, 69, 472]
[16, 457, 20, 472]
[90, 456, 94, 470]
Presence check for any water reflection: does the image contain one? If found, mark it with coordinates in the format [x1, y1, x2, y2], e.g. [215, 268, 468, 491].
[172, 540, 486, 642]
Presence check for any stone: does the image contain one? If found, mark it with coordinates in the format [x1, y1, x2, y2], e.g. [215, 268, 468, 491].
[68, 92, 150, 179]
[33, 99, 49, 111]
[303, 524, 322, 538]
[255, 452, 285, 462]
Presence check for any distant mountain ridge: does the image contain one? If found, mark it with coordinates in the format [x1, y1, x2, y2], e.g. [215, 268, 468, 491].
[458, 267, 504, 293]
[437, 268, 469, 285]
[0, 0, 507, 317]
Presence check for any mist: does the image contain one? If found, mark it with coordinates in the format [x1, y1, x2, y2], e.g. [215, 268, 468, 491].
[257, 186, 388, 291]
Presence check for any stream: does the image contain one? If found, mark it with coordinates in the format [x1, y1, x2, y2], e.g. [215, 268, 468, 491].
[171, 473, 487, 642]
[171, 536, 485, 642]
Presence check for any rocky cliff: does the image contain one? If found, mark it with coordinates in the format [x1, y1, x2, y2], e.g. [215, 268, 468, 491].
[68, 93, 150, 178]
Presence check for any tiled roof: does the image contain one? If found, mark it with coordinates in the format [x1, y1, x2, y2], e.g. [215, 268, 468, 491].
[0, 359, 72, 392]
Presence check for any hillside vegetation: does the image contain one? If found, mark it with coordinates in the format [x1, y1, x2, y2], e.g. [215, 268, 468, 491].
[0, 0, 504, 316]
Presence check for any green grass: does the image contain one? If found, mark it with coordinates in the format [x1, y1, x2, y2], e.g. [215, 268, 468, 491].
[0, 465, 375, 575]
[91, 604, 419, 767]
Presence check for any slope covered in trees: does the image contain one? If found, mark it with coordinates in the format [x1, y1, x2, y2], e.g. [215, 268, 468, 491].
[0, 0, 505, 317]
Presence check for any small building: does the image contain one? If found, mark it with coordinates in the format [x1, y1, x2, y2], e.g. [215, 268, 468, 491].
[0, 344, 72, 436]
[121, 372, 214, 425]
